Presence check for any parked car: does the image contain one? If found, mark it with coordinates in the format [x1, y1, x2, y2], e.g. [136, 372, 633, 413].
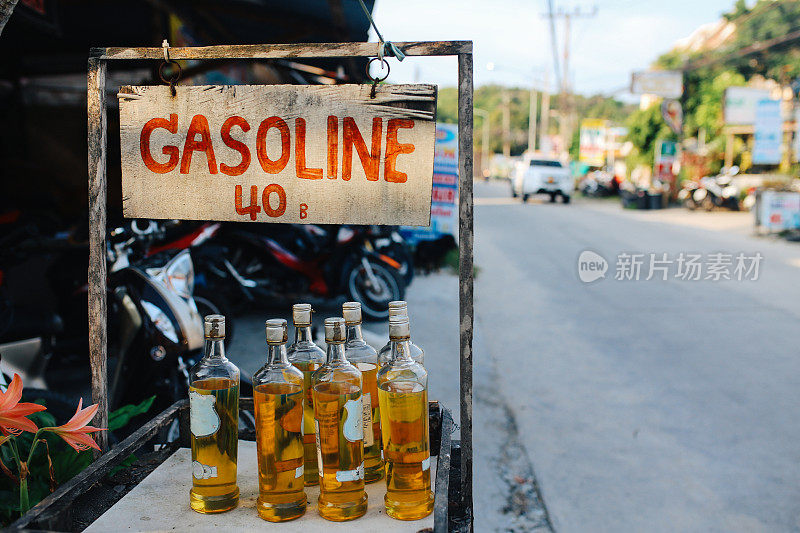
[511, 156, 572, 203]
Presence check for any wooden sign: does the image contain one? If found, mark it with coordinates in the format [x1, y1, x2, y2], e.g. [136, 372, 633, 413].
[118, 84, 437, 225]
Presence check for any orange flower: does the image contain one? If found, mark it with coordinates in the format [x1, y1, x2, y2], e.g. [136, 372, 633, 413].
[49, 399, 105, 452]
[0, 374, 46, 436]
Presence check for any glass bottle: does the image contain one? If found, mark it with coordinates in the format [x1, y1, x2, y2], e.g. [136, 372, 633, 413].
[378, 314, 434, 521]
[312, 317, 368, 521]
[286, 303, 326, 485]
[253, 319, 307, 522]
[189, 315, 240, 514]
[377, 301, 424, 368]
[342, 301, 384, 483]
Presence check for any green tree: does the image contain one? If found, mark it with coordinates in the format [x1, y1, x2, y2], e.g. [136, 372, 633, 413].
[437, 85, 634, 156]
[625, 103, 677, 170]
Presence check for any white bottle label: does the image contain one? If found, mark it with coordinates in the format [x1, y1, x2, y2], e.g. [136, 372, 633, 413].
[342, 398, 363, 443]
[192, 461, 218, 480]
[361, 393, 374, 447]
[315, 419, 323, 476]
[189, 390, 219, 437]
[335, 462, 364, 482]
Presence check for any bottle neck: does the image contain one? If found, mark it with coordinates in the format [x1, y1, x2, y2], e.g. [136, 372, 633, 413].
[345, 322, 365, 345]
[203, 338, 227, 361]
[294, 325, 314, 344]
[390, 337, 414, 363]
[326, 342, 348, 365]
[267, 343, 289, 366]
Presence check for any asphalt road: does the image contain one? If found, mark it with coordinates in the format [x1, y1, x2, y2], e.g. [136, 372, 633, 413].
[229, 181, 800, 532]
[471, 181, 800, 532]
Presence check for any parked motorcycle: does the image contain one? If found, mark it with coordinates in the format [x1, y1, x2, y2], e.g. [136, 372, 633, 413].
[677, 180, 701, 210]
[693, 166, 741, 211]
[146, 221, 407, 321]
[0, 217, 250, 430]
[580, 170, 619, 197]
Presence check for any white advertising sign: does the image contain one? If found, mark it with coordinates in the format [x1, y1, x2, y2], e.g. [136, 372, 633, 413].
[630, 71, 683, 98]
[724, 87, 772, 125]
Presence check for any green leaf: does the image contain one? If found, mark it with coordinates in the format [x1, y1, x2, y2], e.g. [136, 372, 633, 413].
[108, 396, 155, 431]
[51, 449, 93, 482]
[28, 409, 56, 429]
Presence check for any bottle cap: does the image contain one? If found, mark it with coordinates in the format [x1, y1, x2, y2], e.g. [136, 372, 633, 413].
[388, 300, 408, 318]
[324, 317, 346, 343]
[342, 302, 362, 324]
[265, 319, 288, 344]
[204, 315, 225, 338]
[293, 303, 312, 326]
[388, 314, 410, 339]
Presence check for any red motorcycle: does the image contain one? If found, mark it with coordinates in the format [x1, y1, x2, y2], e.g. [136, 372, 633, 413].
[141, 221, 406, 321]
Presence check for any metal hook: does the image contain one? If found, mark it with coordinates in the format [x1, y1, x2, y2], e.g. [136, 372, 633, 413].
[159, 39, 181, 97]
[366, 57, 390, 99]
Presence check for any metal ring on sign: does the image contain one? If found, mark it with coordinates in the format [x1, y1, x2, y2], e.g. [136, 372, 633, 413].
[158, 60, 182, 97]
[366, 57, 390, 83]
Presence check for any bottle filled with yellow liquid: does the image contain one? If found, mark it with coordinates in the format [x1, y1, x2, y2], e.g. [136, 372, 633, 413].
[287, 303, 326, 485]
[312, 317, 368, 521]
[378, 314, 434, 521]
[189, 315, 240, 514]
[378, 301, 424, 368]
[342, 301, 384, 483]
[253, 319, 307, 522]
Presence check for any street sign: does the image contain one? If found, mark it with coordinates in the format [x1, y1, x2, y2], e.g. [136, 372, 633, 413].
[723, 87, 772, 125]
[579, 118, 606, 167]
[654, 139, 678, 187]
[119, 84, 437, 225]
[753, 99, 782, 165]
[630, 70, 683, 98]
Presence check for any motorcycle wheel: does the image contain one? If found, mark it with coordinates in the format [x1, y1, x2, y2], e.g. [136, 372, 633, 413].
[345, 259, 405, 321]
[193, 289, 234, 347]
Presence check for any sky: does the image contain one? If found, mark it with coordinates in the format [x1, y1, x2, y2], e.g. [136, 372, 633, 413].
[368, 0, 739, 97]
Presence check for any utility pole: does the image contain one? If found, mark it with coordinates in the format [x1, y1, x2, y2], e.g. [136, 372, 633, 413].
[540, 70, 551, 154]
[528, 86, 538, 153]
[541, 4, 597, 157]
[474, 108, 490, 178]
[502, 91, 511, 158]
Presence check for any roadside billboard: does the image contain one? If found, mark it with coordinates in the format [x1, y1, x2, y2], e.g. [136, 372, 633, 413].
[795, 108, 800, 162]
[753, 99, 782, 165]
[400, 123, 458, 244]
[630, 71, 683, 98]
[723, 87, 772, 125]
[579, 119, 607, 167]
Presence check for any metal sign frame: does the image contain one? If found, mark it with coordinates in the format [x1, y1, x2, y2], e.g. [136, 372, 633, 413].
[87, 40, 474, 526]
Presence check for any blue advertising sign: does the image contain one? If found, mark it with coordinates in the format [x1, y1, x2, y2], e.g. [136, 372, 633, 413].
[753, 99, 782, 165]
[400, 124, 459, 245]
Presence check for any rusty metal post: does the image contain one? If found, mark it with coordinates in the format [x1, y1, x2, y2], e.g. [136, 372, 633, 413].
[457, 50, 474, 529]
[87, 57, 109, 453]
